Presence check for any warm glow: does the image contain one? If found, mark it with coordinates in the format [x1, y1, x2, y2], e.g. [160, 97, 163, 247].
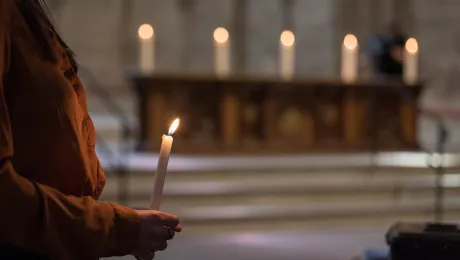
[168, 118, 180, 135]
[405, 38, 419, 54]
[138, 24, 154, 40]
[214, 27, 229, 44]
[280, 30, 295, 47]
[343, 34, 358, 50]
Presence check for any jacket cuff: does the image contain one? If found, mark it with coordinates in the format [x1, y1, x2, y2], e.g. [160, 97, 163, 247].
[107, 203, 140, 256]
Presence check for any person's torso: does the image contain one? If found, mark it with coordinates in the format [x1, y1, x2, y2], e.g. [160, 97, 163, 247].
[3, 2, 105, 199]
[375, 35, 405, 75]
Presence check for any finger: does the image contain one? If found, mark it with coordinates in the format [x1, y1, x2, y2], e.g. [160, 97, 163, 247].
[174, 224, 182, 232]
[167, 229, 175, 240]
[155, 212, 179, 228]
[136, 252, 155, 260]
[152, 241, 168, 251]
[147, 226, 171, 241]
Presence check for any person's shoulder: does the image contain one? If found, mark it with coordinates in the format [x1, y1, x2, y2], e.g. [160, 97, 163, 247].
[0, 0, 13, 9]
[0, 0, 13, 19]
[0, 0, 8, 29]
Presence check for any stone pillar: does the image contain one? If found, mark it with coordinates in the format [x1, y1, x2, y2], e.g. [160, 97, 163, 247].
[58, 0, 125, 86]
[119, 0, 135, 69]
[281, 0, 295, 31]
[294, 0, 337, 77]
[246, 0, 282, 75]
[393, 0, 415, 33]
[231, 0, 248, 75]
[178, 0, 195, 71]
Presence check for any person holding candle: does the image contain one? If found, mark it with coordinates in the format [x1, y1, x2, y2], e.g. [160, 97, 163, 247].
[0, 1, 180, 259]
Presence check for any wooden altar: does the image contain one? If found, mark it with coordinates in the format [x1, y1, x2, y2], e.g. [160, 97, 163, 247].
[130, 74, 423, 154]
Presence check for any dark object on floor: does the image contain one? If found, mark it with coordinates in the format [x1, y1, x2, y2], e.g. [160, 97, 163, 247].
[362, 248, 389, 260]
[0, 245, 48, 259]
[387, 222, 460, 260]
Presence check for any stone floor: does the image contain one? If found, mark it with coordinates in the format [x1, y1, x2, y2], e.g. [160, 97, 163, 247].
[106, 226, 388, 260]
[97, 152, 460, 260]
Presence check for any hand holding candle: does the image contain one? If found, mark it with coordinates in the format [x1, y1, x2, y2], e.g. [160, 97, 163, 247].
[150, 118, 180, 210]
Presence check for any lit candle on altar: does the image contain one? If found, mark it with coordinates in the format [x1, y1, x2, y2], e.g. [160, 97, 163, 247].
[341, 34, 359, 83]
[213, 27, 230, 77]
[138, 24, 155, 74]
[404, 38, 419, 85]
[150, 118, 180, 210]
[279, 30, 295, 80]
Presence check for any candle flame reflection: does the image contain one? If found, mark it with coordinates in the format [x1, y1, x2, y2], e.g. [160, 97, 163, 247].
[168, 118, 180, 135]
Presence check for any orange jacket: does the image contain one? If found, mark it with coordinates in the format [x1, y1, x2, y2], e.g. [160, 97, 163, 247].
[0, 1, 139, 259]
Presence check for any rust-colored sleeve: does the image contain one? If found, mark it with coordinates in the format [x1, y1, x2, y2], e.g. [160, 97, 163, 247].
[0, 1, 139, 259]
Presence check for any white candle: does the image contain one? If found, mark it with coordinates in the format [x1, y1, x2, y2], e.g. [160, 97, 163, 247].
[213, 27, 230, 77]
[138, 24, 155, 74]
[279, 30, 295, 80]
[341, 34, 359, 83]
[150, 118, 180, 210]
[403, 38, 419, 85]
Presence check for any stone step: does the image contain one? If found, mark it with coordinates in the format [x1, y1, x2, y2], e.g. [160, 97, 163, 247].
[100, 171, 456, 199]
[86, 90, 137, 116]
[90, 113, 138, 156]
[96, 153, 460, 230]
[98, 170, 460, 223]
[100, 197, 460, 229]
[106, 188, 460, 214]
[99, 152, 460, 173]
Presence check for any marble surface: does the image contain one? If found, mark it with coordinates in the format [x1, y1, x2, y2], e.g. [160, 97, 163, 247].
[106, 227, 388, 260]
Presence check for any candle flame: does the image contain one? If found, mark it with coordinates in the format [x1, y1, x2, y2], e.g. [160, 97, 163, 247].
[405, 38, 418, 54]
[168, 118, 180, 135]
[343, 34, 358, 50]
[138, 24, 154, 40]
[214, 27, 229, 44]
[280, 30, 295, 47]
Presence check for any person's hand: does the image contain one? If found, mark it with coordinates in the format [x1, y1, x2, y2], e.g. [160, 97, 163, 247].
[132, 210, 181, 260]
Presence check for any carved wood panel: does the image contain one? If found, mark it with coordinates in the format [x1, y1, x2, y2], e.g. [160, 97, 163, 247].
[239, 86, 266, 143]
[313, 86, 344, 143]
[133, 75, 422, 153]
[166, 84, 220, 146]
[272, 86, 316, 145]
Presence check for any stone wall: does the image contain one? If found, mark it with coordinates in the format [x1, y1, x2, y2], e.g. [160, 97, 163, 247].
[48, 0, 460, 85]
[50, 0, 125, 86]
[49, 0, 339, 84]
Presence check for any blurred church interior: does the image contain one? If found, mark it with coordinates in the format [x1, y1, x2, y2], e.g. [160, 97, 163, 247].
[47, 0, 460, 259]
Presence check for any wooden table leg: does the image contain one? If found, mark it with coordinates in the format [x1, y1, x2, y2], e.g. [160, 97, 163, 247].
[400, 101, 417, 144]
[221, 91, 239, 148]
[302, 112, 315, 145]
[343, 96, 361, 145]
[263, 89, 276, 145]
[147, 91, 166, 151]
